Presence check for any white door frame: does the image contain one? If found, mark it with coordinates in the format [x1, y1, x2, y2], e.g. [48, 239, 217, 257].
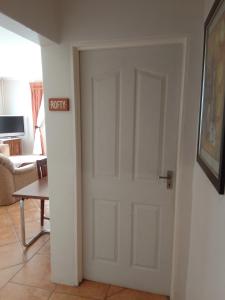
[72, 36, 189, 295]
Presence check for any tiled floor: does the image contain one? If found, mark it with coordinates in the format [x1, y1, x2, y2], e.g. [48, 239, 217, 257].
[0, 200, 168, 300]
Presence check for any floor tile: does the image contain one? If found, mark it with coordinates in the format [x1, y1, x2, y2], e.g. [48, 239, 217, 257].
[0, 206, 7, 215]
[38, 240, 50, 256]
[6, 202, 18, 213]
[0, 225, 18, 246]
[15, 220, 42, 240]
[0, 264, 23, 288]
[7, 199, 37, 213]
[11, 253, 55, 291]
[32, 199, 49, 208]
[15, 219, 50, 240]
[50, 292, 92, 300]
[1, 200, 167, 300]
[0, 282, 51, 300]
[22, 235, 50, 262]
[107, 285, 125, 297]
[0, 242, 24, 269]
[0, 214, 12, 227]
[107, 288, 168, 300]
[9, 208, 40, 226]
[56, 280, 109, 300]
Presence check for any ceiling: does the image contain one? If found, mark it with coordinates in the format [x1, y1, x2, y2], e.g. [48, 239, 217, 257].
[0, 26, 42, 81]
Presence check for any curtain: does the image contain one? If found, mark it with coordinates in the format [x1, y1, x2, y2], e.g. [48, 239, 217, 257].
[30, 82, 45, 155]
[0, 79, 4, 113]
[33, 97, 46, 154]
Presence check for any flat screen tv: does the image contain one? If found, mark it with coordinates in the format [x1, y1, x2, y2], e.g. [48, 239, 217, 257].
[0, 116, 25, 138]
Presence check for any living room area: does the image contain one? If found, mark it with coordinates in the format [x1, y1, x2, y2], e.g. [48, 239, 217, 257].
[0, 25, 47, 205]
[0, 24, 51, 293]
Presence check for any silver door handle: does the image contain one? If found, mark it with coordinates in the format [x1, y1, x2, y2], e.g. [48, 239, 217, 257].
[159, 170, 173, 189]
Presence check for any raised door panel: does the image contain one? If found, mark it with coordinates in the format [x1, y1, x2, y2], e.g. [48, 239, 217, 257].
[93, 198, 119, 263]
[92, 72, 120, 178]
[131, 204, 160, 270]
[133, 69, 166, 180]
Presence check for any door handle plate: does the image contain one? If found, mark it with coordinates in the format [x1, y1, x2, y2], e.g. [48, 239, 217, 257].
[159, 170, 173, 189]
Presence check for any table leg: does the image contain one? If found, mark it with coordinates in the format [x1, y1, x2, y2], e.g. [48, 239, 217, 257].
[19, 198, 26, 246]
[19, 198, 50, 247]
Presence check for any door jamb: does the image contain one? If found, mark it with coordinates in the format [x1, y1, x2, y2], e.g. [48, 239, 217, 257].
[72, 36, 189, 296]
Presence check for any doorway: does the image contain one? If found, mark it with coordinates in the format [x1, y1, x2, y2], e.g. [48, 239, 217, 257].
[0, 25, 50, 290]
[79, 43, 183, 295]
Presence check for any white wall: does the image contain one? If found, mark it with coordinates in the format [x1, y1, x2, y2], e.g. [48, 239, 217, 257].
[41, 44, 79, 284]
[1, 79, 34, 154]
[0, 1, 205, 297]
[58, 1, 204, 299]
[0, 26, 42, 154]
[0, 26, 42, 81]
[186, 1, 225, 299]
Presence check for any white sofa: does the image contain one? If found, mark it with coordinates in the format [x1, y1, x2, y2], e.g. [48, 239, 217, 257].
[0, 146, 38, 206]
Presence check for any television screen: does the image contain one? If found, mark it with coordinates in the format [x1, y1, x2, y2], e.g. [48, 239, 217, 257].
[0, 116, 25, 137]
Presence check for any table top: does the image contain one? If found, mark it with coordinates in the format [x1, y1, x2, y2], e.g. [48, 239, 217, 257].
[13, 177, 49, 200]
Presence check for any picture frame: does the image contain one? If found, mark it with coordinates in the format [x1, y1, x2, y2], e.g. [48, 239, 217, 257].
[197, 0, 225, 194]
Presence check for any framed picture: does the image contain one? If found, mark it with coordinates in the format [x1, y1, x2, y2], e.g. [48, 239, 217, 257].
[197, 0, 225, 194]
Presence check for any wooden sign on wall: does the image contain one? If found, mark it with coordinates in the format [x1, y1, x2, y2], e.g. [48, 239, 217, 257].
[49, 98, 70, 111]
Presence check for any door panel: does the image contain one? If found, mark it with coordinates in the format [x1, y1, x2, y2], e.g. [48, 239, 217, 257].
[93, 198, 119, 263]
[133, 69, 166, 180]
[131, 203, 160, 269]
[80, 44, 183, 295]
[92, 72, 120, 178]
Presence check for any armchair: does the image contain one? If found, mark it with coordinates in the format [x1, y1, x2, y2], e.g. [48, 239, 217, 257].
[0, 153, 38, 206]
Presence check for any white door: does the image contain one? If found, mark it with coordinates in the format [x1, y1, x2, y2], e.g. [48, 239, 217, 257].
[80, 44, 182, 295]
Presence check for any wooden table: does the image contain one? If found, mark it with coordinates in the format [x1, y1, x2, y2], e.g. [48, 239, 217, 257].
[12, 177, 49, 247]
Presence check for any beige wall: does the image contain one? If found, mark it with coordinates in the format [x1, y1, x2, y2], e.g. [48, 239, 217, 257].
[0, 0, 60, 42]
[186, 1, 225, 299]
[60, 0, 202, 42]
